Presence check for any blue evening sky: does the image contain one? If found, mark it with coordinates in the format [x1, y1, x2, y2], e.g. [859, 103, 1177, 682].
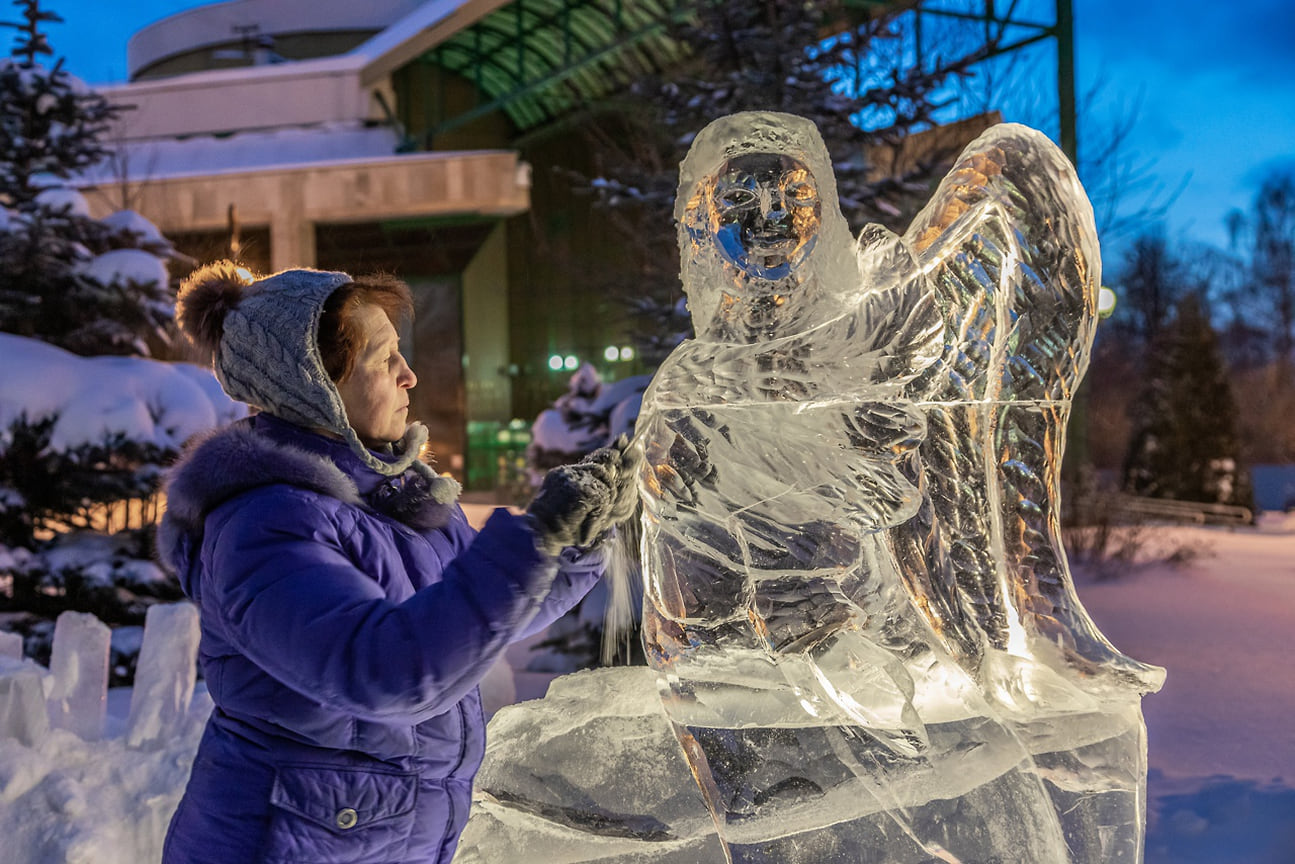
[33, 0, 1295, 254]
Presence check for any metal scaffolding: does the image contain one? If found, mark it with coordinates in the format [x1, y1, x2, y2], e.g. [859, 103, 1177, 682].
[844, 0, 1076, 161]
[407, 0, 1076, 162]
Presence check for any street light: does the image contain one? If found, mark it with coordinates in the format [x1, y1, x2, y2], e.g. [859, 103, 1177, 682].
[1098, 286, 1117, 318]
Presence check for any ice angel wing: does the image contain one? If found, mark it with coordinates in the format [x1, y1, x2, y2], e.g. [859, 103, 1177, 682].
[886, 123, 1163, 693]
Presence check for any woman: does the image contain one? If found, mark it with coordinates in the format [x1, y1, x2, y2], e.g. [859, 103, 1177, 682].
[157, 262, 636, 864]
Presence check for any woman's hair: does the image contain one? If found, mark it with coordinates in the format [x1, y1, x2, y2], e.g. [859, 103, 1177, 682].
[176, 262, 414, 383]
[316, 274, 414, 383]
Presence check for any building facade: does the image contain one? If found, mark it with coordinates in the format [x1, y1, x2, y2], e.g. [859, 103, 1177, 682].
[80, 0, 680, 490]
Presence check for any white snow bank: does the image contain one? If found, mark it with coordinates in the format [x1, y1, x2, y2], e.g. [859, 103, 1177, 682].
[1079, 523, 1295, 784]
[0, 332, 245, 454]
[0, 690, 210, 864]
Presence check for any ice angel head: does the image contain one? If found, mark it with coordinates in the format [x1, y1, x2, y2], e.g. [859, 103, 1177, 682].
[677, 112, 862, 343]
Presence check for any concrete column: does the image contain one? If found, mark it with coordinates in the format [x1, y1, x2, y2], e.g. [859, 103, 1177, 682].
[462, 221, 511, 422]
[270, 174, 316, 270]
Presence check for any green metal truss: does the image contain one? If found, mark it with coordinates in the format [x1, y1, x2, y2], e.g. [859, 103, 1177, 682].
[408, 0, 1072, 160]
[409, 0, 691, 140]
[842, 0, 1075, 159]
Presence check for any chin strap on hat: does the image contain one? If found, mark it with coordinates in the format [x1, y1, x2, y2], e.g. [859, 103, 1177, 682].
[341, 420, 461, 503]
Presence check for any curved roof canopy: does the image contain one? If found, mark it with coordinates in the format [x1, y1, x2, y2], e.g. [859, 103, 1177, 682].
[413, 0, 690, 135]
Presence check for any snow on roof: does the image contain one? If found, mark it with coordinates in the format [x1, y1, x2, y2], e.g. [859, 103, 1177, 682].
[0, 332, 245, 455]
[75, 123, 404, 184]
[353, 0, 504, 84]
[100, 52, 365, 98]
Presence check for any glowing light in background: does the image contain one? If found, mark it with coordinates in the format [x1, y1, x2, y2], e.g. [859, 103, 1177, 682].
[1098, 286, 1117, 318]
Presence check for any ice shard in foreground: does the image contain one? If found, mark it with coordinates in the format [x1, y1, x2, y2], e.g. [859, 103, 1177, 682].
[634, 112, 1166, 863]
[126, 602, 201, 750]
[47, 610, 111, 741]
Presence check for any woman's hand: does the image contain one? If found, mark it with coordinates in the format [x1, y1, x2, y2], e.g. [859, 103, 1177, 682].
[527, 436, 641, 555]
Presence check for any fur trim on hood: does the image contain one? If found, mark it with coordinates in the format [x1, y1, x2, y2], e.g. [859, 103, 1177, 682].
[157, 418, 453, 575]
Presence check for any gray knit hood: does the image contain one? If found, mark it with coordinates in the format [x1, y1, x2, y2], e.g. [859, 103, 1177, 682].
[175, 262, 460, 503]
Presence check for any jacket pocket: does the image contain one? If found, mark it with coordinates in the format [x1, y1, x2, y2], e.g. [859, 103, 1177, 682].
[262, 763, 418, 864]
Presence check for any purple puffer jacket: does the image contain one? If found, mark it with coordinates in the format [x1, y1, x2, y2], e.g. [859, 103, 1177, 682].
[156, 414, 603, 864]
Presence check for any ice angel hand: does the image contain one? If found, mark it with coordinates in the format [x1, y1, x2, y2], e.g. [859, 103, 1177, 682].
[637, 111, 1163, 864]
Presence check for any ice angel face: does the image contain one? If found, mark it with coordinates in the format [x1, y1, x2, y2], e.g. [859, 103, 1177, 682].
[708, 153, 821, 279]
[676, 112, 860, 343]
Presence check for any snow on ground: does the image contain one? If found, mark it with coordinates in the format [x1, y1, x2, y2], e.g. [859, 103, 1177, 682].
[1076, 515, 1295, 864]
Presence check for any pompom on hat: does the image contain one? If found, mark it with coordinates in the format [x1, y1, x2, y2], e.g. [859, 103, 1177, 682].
[176, 263, 460, 503]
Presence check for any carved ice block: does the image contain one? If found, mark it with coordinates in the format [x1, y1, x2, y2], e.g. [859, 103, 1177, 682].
[126, 601, 201, 749]
[47, 611, 111, 741]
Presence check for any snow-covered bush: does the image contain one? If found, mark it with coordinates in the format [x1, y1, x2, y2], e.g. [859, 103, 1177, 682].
[0, 332, 243, 644]
[527, 363, 650, 485]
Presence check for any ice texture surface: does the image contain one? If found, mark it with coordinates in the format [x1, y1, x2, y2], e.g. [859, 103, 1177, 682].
[455, 667, 725, 863]
[0, 659, 50, 747]
[0, 630, 23, 661]
[126, 602, 201, 750]
[46, 612, 111, 742]
[633, 112, 1166, 863]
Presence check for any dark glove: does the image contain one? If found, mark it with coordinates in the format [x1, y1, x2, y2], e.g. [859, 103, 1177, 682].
[527, 436, 642, 556]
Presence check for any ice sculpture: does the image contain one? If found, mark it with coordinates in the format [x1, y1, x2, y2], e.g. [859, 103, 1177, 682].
[0, 658, 49, 747]
[46, 611, 111, 741]
[0, 630, 22, 661]
[636, 112, 1165, 863]
[126, 602, 201, 750]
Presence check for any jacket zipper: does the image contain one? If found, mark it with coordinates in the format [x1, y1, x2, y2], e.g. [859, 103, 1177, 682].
[437, 701, 470, 857]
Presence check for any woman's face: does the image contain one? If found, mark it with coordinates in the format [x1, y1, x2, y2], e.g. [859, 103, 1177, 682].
[336, 303, 417, 446]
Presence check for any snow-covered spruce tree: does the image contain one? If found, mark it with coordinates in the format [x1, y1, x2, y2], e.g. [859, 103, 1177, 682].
[566, 1, 992, 363]
[0, 2, 185, 663]
[0, 0, 173, 357]
[1122, 293, 1253, 510]
[0, 415, 181, 631]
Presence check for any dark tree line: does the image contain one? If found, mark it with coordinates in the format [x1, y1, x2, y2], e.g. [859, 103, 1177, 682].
[1089, 167, 1295, 508]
